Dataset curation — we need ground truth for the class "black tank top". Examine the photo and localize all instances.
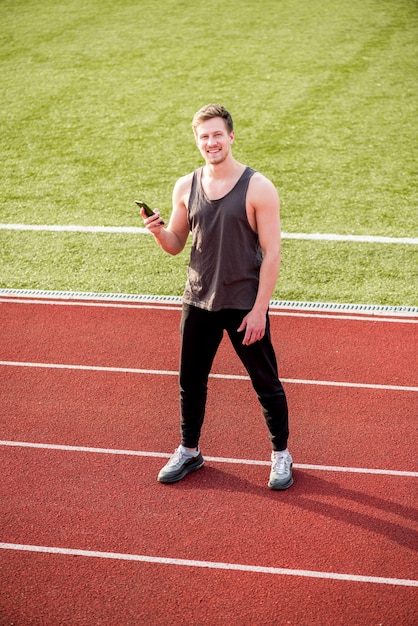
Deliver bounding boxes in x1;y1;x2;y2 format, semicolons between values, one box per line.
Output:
183;166;263;311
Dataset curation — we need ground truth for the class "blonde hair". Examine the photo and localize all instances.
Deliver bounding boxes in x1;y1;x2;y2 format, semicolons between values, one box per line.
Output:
192;104;234;135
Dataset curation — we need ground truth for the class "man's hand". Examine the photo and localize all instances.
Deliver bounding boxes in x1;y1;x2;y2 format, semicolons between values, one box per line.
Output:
237;309;267;345
140;207;165;235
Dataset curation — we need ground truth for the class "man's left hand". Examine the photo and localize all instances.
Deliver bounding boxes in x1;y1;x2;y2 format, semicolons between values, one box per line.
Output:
237;310;266;345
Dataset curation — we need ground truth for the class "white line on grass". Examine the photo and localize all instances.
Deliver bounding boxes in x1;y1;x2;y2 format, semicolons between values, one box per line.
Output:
1;440;416;477
283;232;418;245
0;543;416;587
1;223;417;244
0;360;416;392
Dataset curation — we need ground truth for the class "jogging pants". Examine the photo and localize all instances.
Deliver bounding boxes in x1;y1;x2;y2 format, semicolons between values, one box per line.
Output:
179;303;289;451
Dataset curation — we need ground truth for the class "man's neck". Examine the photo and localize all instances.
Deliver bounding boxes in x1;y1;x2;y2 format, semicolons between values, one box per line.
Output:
201;158;246;200
203;157;244;181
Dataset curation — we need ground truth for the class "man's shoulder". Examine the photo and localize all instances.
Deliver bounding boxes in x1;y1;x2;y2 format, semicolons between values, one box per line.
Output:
174;170;198;192
248;168;270;182
248;169;277;191
247;170;280;209
173;170;200;209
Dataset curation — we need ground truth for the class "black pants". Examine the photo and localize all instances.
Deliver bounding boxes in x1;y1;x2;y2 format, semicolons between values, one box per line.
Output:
179;303;289;451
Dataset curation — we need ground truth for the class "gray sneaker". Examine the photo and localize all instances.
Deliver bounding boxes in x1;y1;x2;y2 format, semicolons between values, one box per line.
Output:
158;445;204;483
268;450;293;490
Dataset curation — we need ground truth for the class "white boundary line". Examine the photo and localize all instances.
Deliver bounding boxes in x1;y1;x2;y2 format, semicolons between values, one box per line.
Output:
1;289;417;318
1;360;416;392
1;440;416;477
1;296;418;324
0;542;416;587
1;223;417;244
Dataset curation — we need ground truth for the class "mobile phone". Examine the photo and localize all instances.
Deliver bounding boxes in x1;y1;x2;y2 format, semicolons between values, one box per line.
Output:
135;200;155;217
135;200;165;225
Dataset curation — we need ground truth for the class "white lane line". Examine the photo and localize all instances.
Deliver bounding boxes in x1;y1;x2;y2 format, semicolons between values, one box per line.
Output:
1;361;416;392
269;310;418;323
0;297;183;312
1;440;416;477
1;223;417;244
279;377;418;393
1;294;417;322
0;360;178;378
0;543;416;587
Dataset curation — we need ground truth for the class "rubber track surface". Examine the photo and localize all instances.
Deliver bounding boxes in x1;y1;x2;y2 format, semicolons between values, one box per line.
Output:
1;297;417;625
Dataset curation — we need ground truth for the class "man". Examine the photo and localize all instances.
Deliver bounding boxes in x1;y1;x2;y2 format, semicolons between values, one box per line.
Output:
140;104;292;490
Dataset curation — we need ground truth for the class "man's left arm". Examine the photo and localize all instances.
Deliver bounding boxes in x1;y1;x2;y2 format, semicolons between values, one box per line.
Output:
238;174;281;345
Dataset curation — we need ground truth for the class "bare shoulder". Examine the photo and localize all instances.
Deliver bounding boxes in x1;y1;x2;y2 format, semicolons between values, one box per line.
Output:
173;171;194;203
246;171;280;234
248;171;279;204
166;172;194;241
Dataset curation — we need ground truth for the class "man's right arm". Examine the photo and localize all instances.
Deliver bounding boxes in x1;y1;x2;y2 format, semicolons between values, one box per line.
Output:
142;174;192;256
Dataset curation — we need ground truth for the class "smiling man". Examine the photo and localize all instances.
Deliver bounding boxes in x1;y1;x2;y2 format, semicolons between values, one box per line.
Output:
140;103;292;490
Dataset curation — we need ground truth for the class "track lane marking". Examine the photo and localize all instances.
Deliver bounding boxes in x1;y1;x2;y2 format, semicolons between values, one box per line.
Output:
1;360;416;392
1;440;416;477
0;543;416;587
0;297;183;312
1;296;417;322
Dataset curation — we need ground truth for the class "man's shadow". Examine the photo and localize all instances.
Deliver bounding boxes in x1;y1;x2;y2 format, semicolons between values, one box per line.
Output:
173;465;417;552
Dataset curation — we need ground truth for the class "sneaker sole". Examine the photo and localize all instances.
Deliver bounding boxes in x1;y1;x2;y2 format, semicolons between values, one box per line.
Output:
158;458;204;484
268;474;294;490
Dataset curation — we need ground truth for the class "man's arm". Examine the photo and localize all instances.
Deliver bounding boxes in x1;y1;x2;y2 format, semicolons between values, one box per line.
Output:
141;173;192;256
238;173;281;345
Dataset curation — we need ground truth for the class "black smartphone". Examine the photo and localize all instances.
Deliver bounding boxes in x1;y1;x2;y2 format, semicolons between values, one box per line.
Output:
135;200;155;217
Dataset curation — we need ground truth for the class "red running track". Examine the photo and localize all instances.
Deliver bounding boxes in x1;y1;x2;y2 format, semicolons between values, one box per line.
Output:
1;295;417;625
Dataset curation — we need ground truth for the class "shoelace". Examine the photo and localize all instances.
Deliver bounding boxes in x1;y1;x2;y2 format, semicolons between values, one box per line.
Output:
168;446;197;467
272;452;290;475
167;447;185;467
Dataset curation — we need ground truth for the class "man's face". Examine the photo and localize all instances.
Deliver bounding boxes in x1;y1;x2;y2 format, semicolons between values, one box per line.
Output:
195;117;234;165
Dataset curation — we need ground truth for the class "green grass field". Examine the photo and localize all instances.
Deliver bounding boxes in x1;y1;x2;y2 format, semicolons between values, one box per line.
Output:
1;0;417;305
